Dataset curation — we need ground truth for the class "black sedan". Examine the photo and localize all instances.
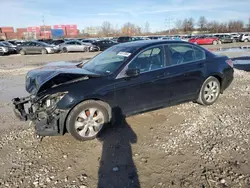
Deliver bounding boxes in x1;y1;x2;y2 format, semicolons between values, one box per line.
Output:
13;40;234;141
92;40;117;51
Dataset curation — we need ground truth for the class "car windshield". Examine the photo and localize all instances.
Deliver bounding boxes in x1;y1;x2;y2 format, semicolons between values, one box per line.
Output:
82;45;137;75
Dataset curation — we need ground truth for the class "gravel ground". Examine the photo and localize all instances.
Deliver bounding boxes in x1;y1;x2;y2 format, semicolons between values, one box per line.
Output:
0;48;250;188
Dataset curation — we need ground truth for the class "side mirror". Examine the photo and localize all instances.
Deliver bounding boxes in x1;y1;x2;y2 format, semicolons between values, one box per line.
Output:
126;68;140;78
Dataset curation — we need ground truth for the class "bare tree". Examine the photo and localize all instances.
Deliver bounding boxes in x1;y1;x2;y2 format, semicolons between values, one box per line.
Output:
144;21;150;34
101;21;112;36
183;18;194;33
175;20;183;32
228;20;244;32
197;16;207;32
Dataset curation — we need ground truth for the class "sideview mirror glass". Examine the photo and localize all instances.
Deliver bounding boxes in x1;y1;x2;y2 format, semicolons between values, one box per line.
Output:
126;68;140;77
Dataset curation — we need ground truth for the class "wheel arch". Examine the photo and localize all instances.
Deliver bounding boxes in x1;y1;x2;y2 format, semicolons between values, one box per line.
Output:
61;98;112;134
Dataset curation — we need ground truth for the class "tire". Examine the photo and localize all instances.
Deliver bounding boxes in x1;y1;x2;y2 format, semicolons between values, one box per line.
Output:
85;47;89;52
19;49;26;55
66;100;109;141
213;40;218;45
232;39;236;43
41;49;47;55
218;40;222;45
244;39;249;43
197;76;221;106
62;47;68;53
0;51;4;56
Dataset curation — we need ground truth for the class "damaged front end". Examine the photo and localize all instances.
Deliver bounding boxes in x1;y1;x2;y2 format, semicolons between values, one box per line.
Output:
12;92;69;136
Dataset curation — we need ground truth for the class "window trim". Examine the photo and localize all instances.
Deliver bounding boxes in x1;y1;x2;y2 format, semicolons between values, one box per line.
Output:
166;43;206;67
116;44;166;79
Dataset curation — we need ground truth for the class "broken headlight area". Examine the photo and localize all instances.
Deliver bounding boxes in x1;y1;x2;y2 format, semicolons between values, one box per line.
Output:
12;92;68;136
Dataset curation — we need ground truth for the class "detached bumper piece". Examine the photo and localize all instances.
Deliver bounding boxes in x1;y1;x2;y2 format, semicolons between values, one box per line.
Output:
12;97;31;121
12;97;66;136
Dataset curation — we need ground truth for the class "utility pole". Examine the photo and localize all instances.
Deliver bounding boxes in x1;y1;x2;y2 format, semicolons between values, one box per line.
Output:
42;15;46;39
165;17;175;35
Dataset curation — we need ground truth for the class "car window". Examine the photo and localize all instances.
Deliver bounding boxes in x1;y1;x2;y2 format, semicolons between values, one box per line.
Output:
128;46;164;73
66;41;74;45
168;44;205;65
75;41;81;45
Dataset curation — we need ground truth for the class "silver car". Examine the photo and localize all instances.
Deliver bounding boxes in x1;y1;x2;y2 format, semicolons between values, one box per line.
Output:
59;40;90;53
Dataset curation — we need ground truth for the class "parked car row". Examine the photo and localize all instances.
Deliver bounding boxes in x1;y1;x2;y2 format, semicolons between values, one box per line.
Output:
0;38;118;56
0;32;250;56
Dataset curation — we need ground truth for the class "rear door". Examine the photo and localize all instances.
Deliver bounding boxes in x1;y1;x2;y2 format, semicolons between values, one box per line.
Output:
27;42;38;54
165;44;206;104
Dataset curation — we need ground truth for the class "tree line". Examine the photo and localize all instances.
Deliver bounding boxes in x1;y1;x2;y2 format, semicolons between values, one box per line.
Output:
175;16;250;33
83;16;250;37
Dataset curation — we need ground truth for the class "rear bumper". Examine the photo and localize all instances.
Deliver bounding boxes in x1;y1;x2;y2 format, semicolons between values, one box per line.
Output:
12;97;68;136
221;68;234;92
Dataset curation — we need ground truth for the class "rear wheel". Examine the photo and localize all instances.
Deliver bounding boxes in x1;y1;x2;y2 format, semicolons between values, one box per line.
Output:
66;100;109;141
41;49;47;54
62;47;68;53
197;76;220;106
213;40;218;45
19;49;26;55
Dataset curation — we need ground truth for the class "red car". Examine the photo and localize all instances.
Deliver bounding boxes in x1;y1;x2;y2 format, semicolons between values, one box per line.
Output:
189;36;221;45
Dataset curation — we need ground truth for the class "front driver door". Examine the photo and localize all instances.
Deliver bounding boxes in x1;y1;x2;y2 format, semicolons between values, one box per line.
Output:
114;46;170;115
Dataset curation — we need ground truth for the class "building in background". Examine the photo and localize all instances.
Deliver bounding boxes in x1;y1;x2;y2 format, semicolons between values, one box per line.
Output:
84;26;100;35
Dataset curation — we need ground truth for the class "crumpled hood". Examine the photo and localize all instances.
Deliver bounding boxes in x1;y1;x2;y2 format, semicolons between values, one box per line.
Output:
26;61;98;95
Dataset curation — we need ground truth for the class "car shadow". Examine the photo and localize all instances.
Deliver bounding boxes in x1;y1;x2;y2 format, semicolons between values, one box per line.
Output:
97;107;140;188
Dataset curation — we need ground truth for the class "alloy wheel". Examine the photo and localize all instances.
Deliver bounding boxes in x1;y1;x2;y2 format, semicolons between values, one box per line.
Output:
75;108;105;138
203;81;220;103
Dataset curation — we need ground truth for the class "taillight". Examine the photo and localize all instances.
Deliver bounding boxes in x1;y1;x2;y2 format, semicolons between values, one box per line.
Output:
226;59;233;68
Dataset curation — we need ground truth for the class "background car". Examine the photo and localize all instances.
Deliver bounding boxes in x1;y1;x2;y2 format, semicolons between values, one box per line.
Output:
0;41;17;54
214;34;237;43
117;36;144;43
17;41;58;55
189;36;221;45
59;40;97;53
92;40;117;51
8;40;24;46
239;33;250;42
0;44;9;56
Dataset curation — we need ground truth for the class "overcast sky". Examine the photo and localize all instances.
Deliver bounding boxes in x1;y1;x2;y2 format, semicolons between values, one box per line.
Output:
0;0;249;31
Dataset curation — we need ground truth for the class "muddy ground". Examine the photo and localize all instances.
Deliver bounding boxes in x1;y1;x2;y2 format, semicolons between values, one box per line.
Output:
0;46;250;188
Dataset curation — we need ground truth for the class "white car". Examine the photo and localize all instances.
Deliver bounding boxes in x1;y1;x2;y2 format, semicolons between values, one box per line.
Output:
239;33;250;42
59;40;99;53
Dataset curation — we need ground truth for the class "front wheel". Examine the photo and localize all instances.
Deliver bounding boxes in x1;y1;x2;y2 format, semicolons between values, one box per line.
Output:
19;49;26;55
66;100;109;141
213;40;218;45
41;49;47;54
197;76;220;106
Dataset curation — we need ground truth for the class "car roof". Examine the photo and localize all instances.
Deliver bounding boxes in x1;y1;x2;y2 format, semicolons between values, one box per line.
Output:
116;40;188;48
